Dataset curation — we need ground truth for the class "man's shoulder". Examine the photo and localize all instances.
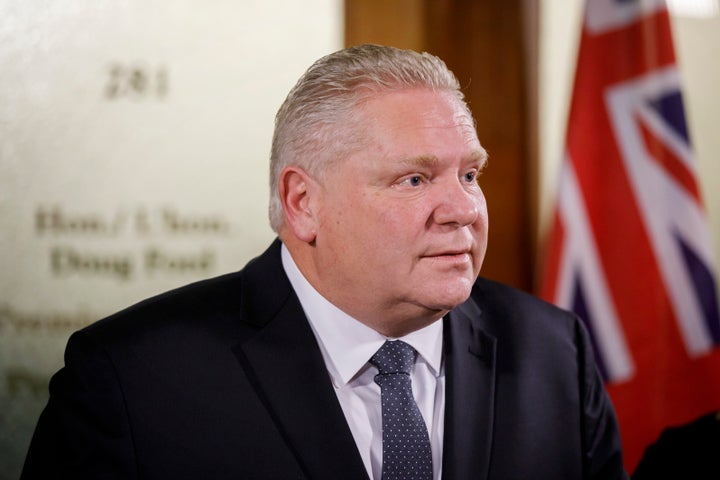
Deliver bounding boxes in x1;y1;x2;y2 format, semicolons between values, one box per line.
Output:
471;276;573;319
80;271;244;345
467;275;581;344
80;240;288;347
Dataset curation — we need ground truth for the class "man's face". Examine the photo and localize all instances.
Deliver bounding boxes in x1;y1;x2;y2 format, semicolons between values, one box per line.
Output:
308;88;488;334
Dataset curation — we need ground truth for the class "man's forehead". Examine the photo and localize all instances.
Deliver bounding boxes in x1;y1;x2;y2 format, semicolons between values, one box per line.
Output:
348;88;484;157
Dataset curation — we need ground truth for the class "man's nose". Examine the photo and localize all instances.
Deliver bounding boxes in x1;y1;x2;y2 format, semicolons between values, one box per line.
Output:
431;179;483;227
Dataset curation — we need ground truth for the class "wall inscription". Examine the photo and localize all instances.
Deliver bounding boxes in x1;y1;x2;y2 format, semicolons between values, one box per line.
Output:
105;63;169;100
36;205;230;281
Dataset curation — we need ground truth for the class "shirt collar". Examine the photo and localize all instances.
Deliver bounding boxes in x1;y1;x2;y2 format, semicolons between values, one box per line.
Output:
281;243;444;386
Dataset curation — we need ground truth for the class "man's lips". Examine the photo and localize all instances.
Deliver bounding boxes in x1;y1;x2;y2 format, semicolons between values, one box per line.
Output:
421;250;474;267
422;248;472;258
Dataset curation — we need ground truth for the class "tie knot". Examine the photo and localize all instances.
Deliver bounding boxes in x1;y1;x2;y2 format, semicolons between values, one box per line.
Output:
370;340;416;375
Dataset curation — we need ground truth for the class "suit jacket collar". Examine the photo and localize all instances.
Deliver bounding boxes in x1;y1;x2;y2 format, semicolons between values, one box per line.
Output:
232;239;369;480
443;295;498;480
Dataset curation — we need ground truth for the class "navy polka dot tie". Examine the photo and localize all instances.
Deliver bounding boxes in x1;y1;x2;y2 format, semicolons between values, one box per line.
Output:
370;340;433;480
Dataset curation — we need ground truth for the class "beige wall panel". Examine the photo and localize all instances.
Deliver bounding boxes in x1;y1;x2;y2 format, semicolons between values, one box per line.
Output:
0;1;342;476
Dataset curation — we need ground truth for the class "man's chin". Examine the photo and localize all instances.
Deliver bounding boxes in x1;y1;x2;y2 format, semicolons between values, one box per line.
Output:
423;288;473;312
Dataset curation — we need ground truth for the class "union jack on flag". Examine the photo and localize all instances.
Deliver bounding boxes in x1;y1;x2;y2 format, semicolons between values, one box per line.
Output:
539;0;720;472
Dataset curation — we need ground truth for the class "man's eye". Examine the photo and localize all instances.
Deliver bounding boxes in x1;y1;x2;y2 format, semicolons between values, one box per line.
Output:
401;175;424;187
464;171;477;182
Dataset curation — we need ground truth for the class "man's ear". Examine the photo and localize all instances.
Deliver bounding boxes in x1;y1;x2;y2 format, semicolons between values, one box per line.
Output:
278;166;319;243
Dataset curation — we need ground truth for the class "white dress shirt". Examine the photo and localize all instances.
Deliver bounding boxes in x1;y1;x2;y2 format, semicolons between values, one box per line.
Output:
281;244;445;480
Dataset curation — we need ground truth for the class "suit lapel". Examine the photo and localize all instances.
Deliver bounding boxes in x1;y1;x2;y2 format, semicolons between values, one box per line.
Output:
442;297;497;480
232;241;369;480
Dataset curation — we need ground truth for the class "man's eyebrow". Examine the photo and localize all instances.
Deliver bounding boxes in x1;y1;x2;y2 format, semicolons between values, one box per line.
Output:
397;155;439;168
396;150;488;169
471;149;489;169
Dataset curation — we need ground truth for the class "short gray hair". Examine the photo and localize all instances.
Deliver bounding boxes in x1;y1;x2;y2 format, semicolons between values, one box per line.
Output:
268;44;472;232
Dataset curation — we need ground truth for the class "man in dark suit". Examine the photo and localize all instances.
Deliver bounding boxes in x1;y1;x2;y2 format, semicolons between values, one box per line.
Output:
22;44;628;479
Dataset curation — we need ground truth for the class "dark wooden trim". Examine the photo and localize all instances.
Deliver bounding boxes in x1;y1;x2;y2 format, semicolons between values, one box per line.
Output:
345;0;426;50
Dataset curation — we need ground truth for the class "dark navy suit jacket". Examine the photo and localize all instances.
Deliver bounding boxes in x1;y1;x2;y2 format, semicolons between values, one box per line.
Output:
22;240;627;479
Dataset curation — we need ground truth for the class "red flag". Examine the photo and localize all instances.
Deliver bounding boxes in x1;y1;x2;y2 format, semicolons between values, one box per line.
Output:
539;0;720;472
